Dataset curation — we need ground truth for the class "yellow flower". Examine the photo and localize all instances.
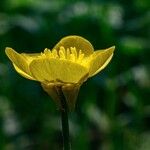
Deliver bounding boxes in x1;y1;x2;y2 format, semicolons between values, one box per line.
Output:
5;35;115;110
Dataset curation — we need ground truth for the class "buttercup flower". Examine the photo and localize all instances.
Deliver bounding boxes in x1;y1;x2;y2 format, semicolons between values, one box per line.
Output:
5;35;115;110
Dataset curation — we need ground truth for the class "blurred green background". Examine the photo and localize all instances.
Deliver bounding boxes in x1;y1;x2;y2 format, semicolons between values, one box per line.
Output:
0;0;149;150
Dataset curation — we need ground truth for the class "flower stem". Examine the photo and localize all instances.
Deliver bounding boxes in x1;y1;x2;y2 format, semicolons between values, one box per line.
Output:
57;87;71;150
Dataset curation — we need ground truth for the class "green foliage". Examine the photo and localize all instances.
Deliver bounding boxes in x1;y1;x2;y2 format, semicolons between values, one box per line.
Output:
0;0;149;149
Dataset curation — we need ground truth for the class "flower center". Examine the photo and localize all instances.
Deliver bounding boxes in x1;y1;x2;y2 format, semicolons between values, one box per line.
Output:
42;46;86;65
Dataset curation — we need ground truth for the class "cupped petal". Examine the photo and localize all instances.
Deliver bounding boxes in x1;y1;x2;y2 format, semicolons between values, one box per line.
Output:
13;64;35;80
21;53;41;64
53;35;94;56
5;47;35;80
89;46;115;77
29;58;89;83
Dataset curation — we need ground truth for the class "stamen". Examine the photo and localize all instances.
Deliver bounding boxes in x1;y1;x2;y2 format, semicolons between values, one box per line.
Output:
60;46;66;56
59;49;66;59
66;48;70;59
70;47;77;60
44;48;52;57
69;53;75;62
77;50;84;63
42;46;85;65
52;49;58;58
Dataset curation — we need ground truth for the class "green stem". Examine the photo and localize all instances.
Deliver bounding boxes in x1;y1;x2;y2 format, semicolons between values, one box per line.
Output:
57;87;71;150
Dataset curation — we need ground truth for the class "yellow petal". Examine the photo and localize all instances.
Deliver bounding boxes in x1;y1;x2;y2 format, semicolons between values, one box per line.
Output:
5;47;35;80
21;53;41;64
13;64;35;80
29;58;89;83
89;46;115;77
53;35;94;56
